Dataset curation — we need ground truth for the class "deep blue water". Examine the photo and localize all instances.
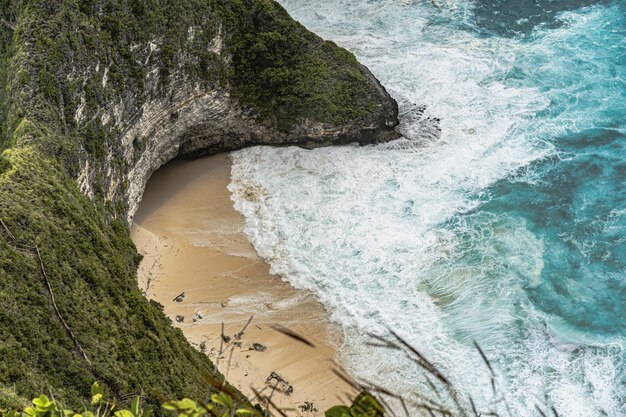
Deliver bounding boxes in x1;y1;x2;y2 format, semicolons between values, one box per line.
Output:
230;1;626;415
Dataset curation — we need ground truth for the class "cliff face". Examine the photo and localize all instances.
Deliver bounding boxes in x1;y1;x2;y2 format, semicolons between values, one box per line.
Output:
3;0;398;222
121;61;397;221
0;0;398;410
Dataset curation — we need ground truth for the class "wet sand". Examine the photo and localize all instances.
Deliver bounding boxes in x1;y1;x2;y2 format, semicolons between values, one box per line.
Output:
131;153;356;415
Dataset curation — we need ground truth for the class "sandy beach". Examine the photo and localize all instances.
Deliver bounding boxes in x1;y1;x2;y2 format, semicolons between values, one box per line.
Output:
131;153;356;415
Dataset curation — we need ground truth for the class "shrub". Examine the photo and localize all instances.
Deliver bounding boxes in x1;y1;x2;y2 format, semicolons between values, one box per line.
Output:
0;384;385;417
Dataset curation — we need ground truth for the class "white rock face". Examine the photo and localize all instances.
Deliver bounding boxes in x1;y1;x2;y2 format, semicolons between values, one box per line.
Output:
71;39;398;225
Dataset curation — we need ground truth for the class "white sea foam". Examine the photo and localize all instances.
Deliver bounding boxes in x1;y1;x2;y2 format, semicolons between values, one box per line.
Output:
228;1;625;416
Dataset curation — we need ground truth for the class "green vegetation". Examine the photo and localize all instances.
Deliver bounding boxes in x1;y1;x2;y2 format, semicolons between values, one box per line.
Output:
0;147;243;412
324;392;384;417
1;0;379;165
0;384;384;417
0;0;388;413
222;0;375;130
0;382;261;417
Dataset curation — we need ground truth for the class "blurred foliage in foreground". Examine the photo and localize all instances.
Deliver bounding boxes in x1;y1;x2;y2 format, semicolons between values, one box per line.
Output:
0;383;384;417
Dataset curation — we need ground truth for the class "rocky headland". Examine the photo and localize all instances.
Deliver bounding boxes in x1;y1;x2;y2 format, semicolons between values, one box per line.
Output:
0;0;398;411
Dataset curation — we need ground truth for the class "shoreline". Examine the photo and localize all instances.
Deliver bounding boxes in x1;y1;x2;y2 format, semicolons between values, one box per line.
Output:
131;153;355;414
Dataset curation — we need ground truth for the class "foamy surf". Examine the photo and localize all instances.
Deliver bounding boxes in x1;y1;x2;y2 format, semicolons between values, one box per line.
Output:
228;1;625;416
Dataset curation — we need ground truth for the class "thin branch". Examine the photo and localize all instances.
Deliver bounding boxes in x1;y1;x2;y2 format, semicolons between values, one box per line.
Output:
469;397;479;417
234;315;254;340
473;342;494;377
387;328;467;417
222;345;236;387
535;405;548;417
366;332;402;350
251;387;288;417
474;341;497;398
388;329;450;386
35;245;92;366
216;322;226;368
0;19;15;31
331;367;363;392
0;218;16;242
271;324;315;348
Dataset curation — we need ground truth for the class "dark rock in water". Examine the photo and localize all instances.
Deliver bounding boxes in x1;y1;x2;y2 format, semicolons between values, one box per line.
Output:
250;343;267;352
406;104;443;142
175;315;185;323
265;371;294;396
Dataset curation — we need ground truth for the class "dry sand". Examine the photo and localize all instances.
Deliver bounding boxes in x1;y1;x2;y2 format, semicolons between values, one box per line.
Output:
131;153;356;415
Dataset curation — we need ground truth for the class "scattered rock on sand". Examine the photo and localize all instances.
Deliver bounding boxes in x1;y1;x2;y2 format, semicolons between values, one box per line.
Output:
250;343;267;352
192;311;204;322
175;315;185;323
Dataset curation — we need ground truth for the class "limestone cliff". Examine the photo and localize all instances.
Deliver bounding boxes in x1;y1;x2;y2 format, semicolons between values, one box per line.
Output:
121;59;397;220
0;0;398;411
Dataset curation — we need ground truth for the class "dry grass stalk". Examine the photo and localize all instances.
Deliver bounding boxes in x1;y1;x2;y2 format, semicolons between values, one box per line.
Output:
271;324;316;348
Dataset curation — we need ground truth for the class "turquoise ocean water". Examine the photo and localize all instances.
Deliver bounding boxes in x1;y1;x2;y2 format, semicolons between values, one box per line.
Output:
229;1;626;415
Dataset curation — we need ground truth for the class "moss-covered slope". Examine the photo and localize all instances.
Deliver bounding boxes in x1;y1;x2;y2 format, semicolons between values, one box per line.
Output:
0;0;399;412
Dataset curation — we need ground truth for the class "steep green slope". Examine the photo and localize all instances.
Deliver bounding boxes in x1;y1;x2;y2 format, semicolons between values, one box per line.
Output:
0;0;398;412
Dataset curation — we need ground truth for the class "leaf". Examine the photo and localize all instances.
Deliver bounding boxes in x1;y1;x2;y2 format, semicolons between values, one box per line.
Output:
23;407;37;417
209;394;223;407
222;395;233;409
90;383;104;397
325;406;351;417
162;399;197;412
91;394;103;406
350;392;384;417
114;410;134;417
130;397;140;417
32;395;54;412
235;409;261;416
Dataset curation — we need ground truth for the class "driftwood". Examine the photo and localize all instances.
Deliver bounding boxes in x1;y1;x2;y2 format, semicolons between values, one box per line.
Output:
265;371;293;396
